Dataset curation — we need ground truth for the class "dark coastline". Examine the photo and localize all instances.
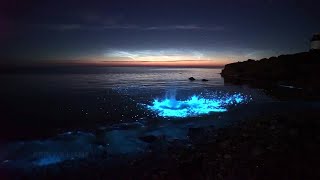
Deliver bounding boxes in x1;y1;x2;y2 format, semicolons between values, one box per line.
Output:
221;50;320;100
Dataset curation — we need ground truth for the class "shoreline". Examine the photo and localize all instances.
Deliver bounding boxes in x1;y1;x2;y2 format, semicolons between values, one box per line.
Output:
2;101;320;179
221;51;320;100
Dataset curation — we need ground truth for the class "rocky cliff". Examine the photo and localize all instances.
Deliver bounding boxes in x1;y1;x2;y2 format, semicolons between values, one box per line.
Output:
221;51;320;98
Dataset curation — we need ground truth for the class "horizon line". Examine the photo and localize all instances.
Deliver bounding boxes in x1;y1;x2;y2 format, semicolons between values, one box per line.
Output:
0;59;226;69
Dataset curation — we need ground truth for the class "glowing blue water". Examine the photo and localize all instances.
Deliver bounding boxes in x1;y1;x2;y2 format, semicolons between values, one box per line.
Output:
147;93;247;118
34;156;63;166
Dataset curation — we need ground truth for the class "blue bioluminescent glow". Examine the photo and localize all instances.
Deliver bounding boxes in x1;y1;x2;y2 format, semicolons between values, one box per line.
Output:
34;156;64;166
146;91;248;118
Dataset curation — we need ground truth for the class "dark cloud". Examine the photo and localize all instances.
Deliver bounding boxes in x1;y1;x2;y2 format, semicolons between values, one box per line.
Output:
40;23;225;32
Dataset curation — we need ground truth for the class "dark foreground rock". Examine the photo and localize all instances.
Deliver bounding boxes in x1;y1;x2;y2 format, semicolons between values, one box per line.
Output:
139;135;159;143
2;109;320;179
221;51;320;99
187;126;215;144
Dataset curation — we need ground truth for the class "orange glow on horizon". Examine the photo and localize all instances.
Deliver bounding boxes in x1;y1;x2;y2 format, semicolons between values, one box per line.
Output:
47;59;227;67
98;60;225;67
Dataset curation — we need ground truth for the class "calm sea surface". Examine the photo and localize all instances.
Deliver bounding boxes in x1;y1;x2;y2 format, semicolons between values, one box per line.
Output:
1;67;225;93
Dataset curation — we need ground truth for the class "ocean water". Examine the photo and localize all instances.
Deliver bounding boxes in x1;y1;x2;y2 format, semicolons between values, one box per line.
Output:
0;67;271;140
1;67;226;93
1;67;320;168
2;67;304;168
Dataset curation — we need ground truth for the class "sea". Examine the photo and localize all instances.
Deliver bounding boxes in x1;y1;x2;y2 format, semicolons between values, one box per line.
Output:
0;67;280;167
0;67;272;140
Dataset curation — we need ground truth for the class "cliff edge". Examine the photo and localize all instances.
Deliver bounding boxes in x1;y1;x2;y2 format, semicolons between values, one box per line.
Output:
221;51;320;98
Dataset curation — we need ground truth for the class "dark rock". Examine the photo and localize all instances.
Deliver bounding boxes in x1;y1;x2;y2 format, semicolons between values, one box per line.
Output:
221;51;320;99
252;146;265;156
148;135;169;153
188;77;196;81
139;135;158;143
94;129;106;145
218;140;230;149
187;126;215;143
223;154;232;159
201;79;209;81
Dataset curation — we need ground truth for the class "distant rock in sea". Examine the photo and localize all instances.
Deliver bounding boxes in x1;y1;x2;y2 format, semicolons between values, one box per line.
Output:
202;79;209;82
189;77;196;81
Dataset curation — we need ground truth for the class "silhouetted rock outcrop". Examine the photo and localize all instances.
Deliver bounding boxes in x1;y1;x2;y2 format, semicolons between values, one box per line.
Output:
221;51;320;99
202;79;209;81
189;77;196;81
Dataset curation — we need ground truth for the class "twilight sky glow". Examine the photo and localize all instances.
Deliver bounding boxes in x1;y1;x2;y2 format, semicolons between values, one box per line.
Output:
0;0;320;67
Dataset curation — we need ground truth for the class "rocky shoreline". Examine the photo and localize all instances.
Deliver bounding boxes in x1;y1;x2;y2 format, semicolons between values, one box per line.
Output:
2;105;320;179
221;51;320;99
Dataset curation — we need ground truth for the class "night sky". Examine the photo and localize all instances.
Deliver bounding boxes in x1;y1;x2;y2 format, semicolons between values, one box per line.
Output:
1;0;320;67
